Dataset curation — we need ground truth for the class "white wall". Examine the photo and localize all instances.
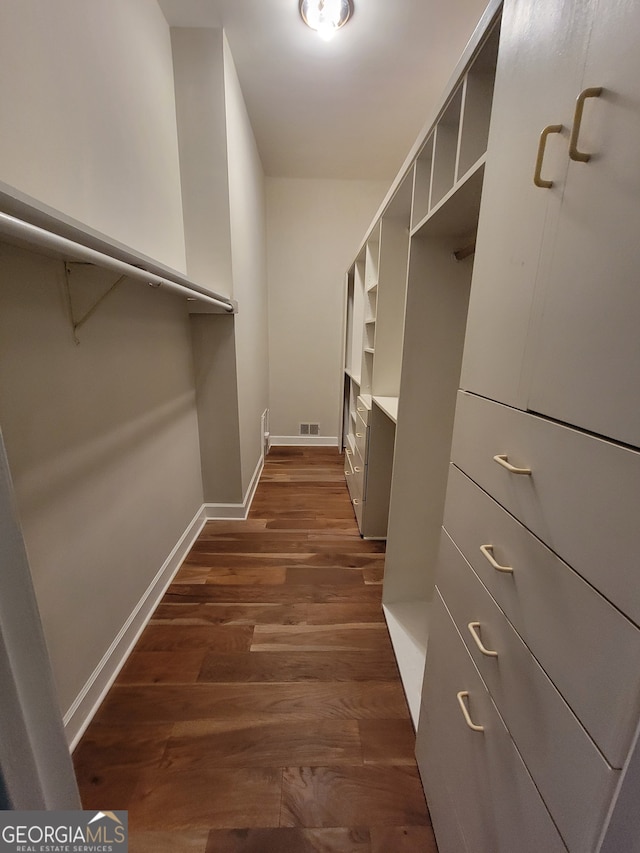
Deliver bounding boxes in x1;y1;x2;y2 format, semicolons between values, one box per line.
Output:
0;1;208;743
170;28;269;499
223;36;270;492
171;28;234;294
0;245;204;734
266;178;387;440
0;0;186;271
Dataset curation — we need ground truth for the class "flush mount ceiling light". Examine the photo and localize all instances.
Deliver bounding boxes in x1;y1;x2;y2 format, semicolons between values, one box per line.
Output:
299;0;354;41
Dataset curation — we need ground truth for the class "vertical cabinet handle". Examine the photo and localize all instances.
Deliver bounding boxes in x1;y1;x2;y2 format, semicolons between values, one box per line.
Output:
468;622;499;657
493;454;532;475
457;691;485;732
569;87;603;162
480;544;514;574
533;124;563;187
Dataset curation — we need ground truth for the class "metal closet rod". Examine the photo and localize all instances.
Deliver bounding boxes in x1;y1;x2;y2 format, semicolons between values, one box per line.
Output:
0;211;235;313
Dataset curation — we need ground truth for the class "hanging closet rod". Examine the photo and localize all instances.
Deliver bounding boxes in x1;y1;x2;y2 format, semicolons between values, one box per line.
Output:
0;211;235;313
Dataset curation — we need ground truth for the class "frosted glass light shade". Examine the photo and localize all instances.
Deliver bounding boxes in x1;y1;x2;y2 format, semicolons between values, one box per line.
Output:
299;0;354;41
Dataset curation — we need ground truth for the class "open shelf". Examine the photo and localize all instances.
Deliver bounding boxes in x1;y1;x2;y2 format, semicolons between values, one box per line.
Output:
373;395;399;423
383;600;431;727
458;21;500;176
411;156;485;238
364;224;381;291
431;86;464;208
411;136;434;230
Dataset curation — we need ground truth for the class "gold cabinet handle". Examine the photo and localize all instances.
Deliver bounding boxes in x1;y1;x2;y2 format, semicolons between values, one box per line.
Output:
356;432;364;438
457;691;484;732
569;87;603;162
534;124;563;187
480;544;514;574
354;466;362;473
493;454;532;475
468;622;499;657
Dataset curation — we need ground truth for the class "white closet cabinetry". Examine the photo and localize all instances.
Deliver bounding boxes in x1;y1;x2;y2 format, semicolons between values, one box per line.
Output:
418;0;640;850
462;0;640;447
525;0;640;447
459;0;593;407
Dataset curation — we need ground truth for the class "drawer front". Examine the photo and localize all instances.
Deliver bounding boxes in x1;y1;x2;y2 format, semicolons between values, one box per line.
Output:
451;391;640;626
345;451;362;505
344;447;354;478
417;592;567;853
437;531;617;852
346;474;360;505
443;463;640;768
420;751;469;853
356;398;370;425
355;421;368;462
352;446;366;497
353;494;363;527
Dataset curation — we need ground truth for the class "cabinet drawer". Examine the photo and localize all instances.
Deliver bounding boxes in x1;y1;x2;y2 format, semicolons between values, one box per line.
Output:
346;468;361;505
356;397;370;425
352;446;365;498
420;750;469;853
355;421;368;462
443;463;640;768
353;494;363;527
344;447;354;478
451;391;640;626
437;531;617;853
417;592;567;853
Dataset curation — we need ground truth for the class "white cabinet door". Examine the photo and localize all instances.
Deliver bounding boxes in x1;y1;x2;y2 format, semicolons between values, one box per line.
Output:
460;0;594;407
526;0;640;448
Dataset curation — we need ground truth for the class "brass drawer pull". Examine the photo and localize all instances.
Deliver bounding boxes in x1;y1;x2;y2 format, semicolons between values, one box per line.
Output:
480;544;514;574
534;124;563;187
569;87;603;162
468;622;498;657
457;691;484;732
493;454;532;475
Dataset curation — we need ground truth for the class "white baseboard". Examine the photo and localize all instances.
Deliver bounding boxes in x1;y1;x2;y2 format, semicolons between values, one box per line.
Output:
65;505;207;750
204;453;264;520
269;435;339;447
65;454;265;749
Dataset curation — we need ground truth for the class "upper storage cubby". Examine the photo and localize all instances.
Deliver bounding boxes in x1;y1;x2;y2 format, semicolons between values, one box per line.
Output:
411;135;434;229
364;222;381;291
457;20;500;176
430;85;464;208
410;17;501;233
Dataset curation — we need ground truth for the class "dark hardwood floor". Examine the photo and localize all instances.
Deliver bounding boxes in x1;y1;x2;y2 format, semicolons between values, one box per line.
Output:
73;446;436;852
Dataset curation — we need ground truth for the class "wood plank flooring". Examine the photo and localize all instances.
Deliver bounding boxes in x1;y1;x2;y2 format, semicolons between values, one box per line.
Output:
73;447;436;853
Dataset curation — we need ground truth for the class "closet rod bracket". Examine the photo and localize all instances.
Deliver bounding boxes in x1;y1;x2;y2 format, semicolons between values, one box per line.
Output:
63;261;126;345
